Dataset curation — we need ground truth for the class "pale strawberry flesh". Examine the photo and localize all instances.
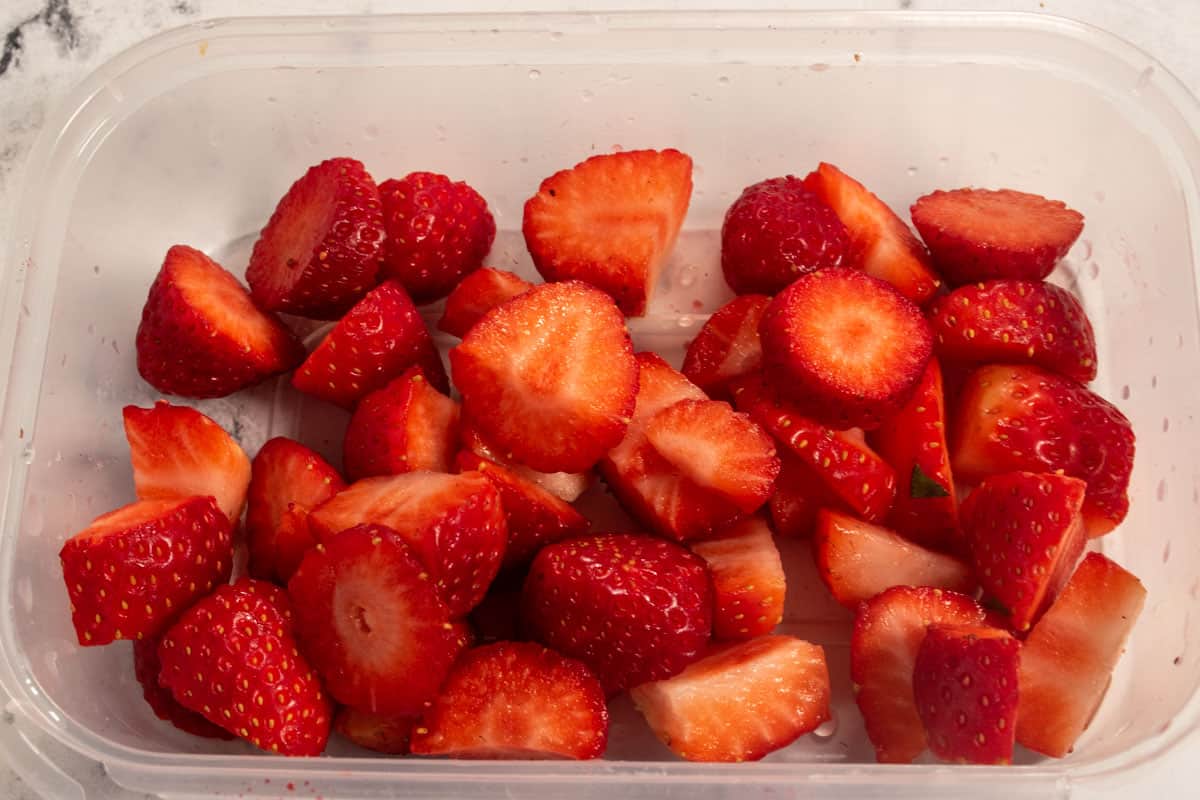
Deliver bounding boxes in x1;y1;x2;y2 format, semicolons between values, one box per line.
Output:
681;294;770;400
690;517;786;640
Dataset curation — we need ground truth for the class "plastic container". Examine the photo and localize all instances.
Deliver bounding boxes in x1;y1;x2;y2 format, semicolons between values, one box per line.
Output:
2;9;1200;799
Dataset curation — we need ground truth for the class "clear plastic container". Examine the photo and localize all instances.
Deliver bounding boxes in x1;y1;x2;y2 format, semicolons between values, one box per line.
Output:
2;10;1199;799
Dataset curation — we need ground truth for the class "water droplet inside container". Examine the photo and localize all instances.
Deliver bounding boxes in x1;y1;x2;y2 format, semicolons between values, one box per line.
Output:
21;446;34;465
550;31;564;41
364;123;380;140
717;75;730;86
809;62;830;72
677;317;696;329
1078;240;1093;260
1094;190;1106;203
1088;262;1100;279
906;166;918;177
1120;384;1131;400
1157;479;1168;502
1135;66;1155;92
987;151;999;165
1152;375;1158;388
580;89;594;102
435;124;447;142
678;266;697;288
1163;417;1171;432
938;156;950;166
813;716;838;738
528;68;541;80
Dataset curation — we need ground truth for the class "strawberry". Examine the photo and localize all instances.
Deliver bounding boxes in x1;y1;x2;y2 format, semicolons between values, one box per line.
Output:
802;163;939;304
912;625;1019;764
335;708;418;755
450;281;638;473
766;450;844;538
245;437;345;585
911;188;1085;285
307;471;506;616
523;149;693;316
720;176;850;295
690;517;785;640
813;509;975;609
459;422;592;503
136;245;304;399
60;497;232;646
456;452;589;569
759;268;933;429
681;294;771;400
133;634;235;739
292;280;448;409
245;157;385;319
927;280;1098;383
379;172;496;303
851;586;985;763
631;635;831;762
410;641;608;759
522;533;712;694
1017;553;1146;757
123;401;252;523
437;267;533;338
158;578;331;755
951;365;1135;536
288;525;462;716
342;367;461;481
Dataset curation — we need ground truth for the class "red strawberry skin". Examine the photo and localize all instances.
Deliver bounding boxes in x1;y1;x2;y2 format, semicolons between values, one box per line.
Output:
136;245;304;398
246;157;385;319
158;579;332;755
438;267;532;339
681;294;770;402
766;450;844;538
690;517;785;640
379;172;496;304
60;497;232;646
133;634;235;740
522;533;713;694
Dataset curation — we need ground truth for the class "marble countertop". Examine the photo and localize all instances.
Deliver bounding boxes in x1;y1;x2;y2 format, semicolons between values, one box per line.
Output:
1;0;1198;797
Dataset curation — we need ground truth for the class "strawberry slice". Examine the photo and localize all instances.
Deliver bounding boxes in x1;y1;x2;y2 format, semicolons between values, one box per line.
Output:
123;401;252;523
522;533;712;694
60;497;232;646
928;280;1098;383
524;149;693;316
335;708;418;755
411;641;608;759
450;281;637;473
690;517;785;640
759;268;933;429
912;625;1019;764
631;635;831;762
911;188;1084;285
681;294;771;400
245;437;345;585
136;245;304;399
766;450;844;538
246;157;385;319
342;367;461;481
133;634;235;740
851;586;985;763
802;163;940;304
1017;553;1146;757
459;422;591;503
293;280;448;409
437;267;533;339
951;365;1134;536
813;509;975;609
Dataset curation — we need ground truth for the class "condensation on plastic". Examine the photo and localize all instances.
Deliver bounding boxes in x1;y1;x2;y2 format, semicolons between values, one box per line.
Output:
0;10;1199;800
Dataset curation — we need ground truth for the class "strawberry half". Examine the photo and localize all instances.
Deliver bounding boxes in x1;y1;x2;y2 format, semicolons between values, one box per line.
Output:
690;517;785;640
133;633;235;740
123;401;252;523
450;281;637;473
912;625;1020;764
522;533;712;694
335;708;418;755
631;635;831;762
245;157;385;319
911;188;1084;285
1017;553;1146;757
928;280;1098;383
766;450;844;538
60;497;232;646
523;148;693;316
459;422;592;503
681;294;771;400
759;268;933;429
410;641;608;759
136;245;304;398
437;267;532;339
292;280;448;409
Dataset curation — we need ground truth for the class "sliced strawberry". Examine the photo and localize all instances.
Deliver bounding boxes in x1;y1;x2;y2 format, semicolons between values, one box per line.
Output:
911;188;1084;285
690;517;785;640
246;157;385;319
631;635;831;762
627;351;709;422
59;497;232;646
133;633;235;740
813;509;975;609
437;267;532;339
766;450;844;538
928;280;1098;382
450;281;637;473
522;533;712;694
1017;553;1146;757
342;367;461;481
681;295;771;400
803;163;939;304
851;586;985;763
523;149;693;316
335;708;418;755
292;280;448;409
951;365;1134;536
913;625;1019;764
459;422;591;503
136;245;303;399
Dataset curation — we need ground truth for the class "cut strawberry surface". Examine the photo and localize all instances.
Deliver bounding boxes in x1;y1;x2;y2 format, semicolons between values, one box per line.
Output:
133;634;234;740
437;267;533;338
766;450;844;538
691;517;785;640
335;708;418;755
459;422;592;503
681;294;771;400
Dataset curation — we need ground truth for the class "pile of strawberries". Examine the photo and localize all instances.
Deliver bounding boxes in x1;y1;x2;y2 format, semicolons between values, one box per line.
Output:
58;148;1144;766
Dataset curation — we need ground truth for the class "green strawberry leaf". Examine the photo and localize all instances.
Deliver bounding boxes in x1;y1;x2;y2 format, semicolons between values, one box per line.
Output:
910;464;950;499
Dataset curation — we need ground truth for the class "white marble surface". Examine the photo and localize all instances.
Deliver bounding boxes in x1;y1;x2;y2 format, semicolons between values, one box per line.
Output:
1;0;1199;797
